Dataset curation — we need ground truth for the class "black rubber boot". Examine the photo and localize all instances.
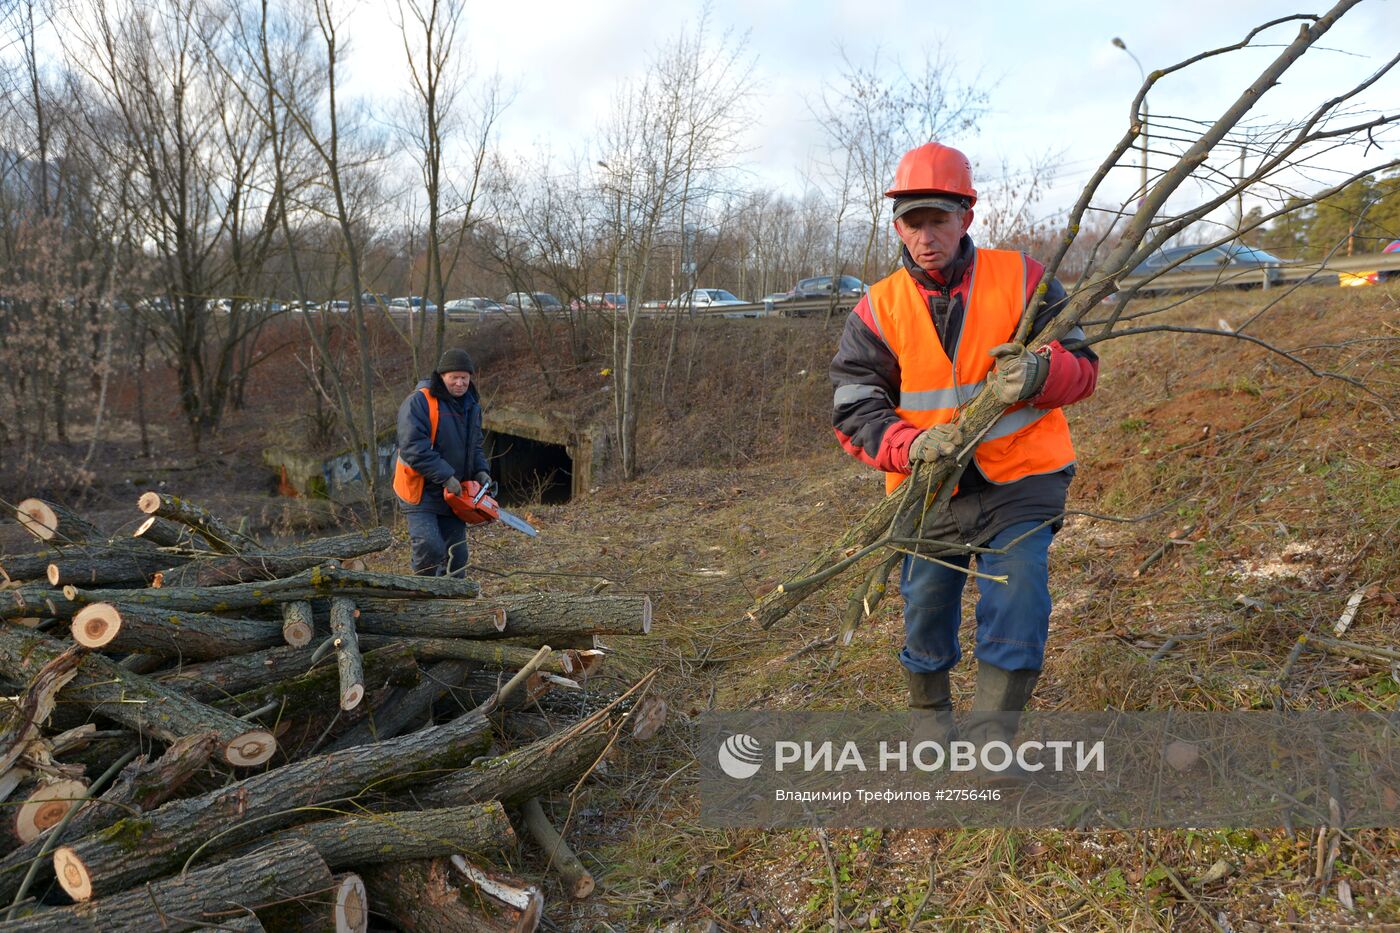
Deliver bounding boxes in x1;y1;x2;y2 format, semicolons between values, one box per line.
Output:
964;662;1045;787
907;669;958;748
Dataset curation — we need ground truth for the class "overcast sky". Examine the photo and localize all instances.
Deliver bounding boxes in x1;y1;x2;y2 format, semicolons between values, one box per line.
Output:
333;0;1398;227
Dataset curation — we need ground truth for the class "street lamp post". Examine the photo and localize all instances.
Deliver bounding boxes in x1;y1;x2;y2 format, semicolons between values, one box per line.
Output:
596;160;623;298
1112;37;1150;203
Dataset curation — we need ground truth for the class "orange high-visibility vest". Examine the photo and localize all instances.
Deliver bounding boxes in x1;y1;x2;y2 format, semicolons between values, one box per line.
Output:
866;249;1076;494
392;387;439;504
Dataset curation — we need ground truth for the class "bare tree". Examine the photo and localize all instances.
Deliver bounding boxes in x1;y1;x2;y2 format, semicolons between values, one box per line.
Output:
57;0;285;450
752;0;1400;632
396;0;461;370
0;0;136;486
597;12;752;479
817;47;990;283
247;0;395;518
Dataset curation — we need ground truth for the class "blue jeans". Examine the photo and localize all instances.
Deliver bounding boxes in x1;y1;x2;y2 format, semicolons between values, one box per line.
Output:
898;521;1054;674
405;511;469;577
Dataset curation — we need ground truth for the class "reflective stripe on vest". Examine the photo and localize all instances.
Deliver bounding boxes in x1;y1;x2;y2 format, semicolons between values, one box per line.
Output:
866;249;1076;493
391;387;440;504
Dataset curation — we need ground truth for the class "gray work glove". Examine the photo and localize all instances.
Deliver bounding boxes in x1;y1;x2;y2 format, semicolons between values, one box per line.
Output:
988;342;1050;403
473;471;496;496
909;423;963;464
444;476;463;496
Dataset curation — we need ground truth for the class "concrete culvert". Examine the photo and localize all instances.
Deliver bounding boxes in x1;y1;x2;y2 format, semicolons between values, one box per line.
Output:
485;430;573;505
479;406;601;506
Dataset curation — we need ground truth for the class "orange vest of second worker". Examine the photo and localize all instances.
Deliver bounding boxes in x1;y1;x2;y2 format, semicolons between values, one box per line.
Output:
392;387;439;504
865;248;1076;494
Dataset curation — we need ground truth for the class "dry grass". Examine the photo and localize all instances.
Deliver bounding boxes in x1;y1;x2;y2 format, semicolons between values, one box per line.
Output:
6;282;1395;930
452;283;1400;931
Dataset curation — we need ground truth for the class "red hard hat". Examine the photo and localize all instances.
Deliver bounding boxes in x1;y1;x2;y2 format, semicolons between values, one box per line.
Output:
885;142;977;206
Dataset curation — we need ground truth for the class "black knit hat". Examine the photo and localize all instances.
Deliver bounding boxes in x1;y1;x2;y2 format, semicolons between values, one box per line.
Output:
435;348;476;374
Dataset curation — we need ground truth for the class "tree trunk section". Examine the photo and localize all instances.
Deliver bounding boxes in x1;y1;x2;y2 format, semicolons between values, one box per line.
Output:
132;515;204;549
357;635;575;676
137;491;260;554
212;644;420;721
354;593;650;640
50;706;494;900
46;549;188;588
329;597;364;710
326;660;469;752
410;723;609;810
283;599;315;647
167;528;393;586
12;838;332;932
252;802;514;868
352;602;506;639
156;643;378;704
0;585;76;621
360;858;542;933
70;602;283;660
0;549;65;583
14;499;101;545
64;566;480;614
0;628;275;768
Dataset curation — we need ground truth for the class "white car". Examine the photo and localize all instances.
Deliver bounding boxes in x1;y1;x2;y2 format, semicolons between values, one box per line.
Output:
670;288;747;310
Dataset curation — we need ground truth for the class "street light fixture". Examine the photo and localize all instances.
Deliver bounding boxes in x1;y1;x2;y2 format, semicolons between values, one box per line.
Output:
1112;37;1150;203
596;160;624;297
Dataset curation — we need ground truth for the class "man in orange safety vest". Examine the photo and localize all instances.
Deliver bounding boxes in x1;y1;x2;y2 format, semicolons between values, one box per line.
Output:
830;142;1099;763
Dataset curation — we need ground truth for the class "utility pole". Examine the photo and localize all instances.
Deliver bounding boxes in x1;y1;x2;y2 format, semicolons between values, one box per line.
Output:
1112;38;1150;204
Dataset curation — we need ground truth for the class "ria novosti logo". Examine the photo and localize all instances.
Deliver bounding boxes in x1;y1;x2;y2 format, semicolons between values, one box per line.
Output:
717;733;763;779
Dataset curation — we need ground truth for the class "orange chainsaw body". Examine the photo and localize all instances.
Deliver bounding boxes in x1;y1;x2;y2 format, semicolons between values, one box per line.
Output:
443;480;501;526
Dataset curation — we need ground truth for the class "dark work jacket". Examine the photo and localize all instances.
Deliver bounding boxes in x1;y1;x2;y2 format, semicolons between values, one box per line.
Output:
394;375;489;515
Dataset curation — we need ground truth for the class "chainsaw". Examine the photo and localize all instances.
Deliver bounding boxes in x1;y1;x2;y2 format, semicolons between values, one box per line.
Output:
444;480;539;537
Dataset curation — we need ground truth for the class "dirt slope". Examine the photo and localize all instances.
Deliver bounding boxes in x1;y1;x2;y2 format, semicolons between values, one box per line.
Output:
466;283;1399;930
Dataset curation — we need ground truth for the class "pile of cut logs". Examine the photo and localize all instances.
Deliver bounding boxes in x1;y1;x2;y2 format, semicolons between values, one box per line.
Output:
0;495;663;931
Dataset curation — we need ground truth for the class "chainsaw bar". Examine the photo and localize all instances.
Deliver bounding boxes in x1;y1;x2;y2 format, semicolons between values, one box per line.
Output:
495;508;539;537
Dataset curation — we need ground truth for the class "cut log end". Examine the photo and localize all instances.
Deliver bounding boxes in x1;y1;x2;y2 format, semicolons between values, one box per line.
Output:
16;779;88;842
225;729;277;767
641;596;652;634
340;684;365;710
72;602;123;648
45;564;60;586
137;491;162;515
493;606;508;632
282;620;313;648
572;874;596;900
336;873;369;933
53;845;93;901
16;498;59;541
